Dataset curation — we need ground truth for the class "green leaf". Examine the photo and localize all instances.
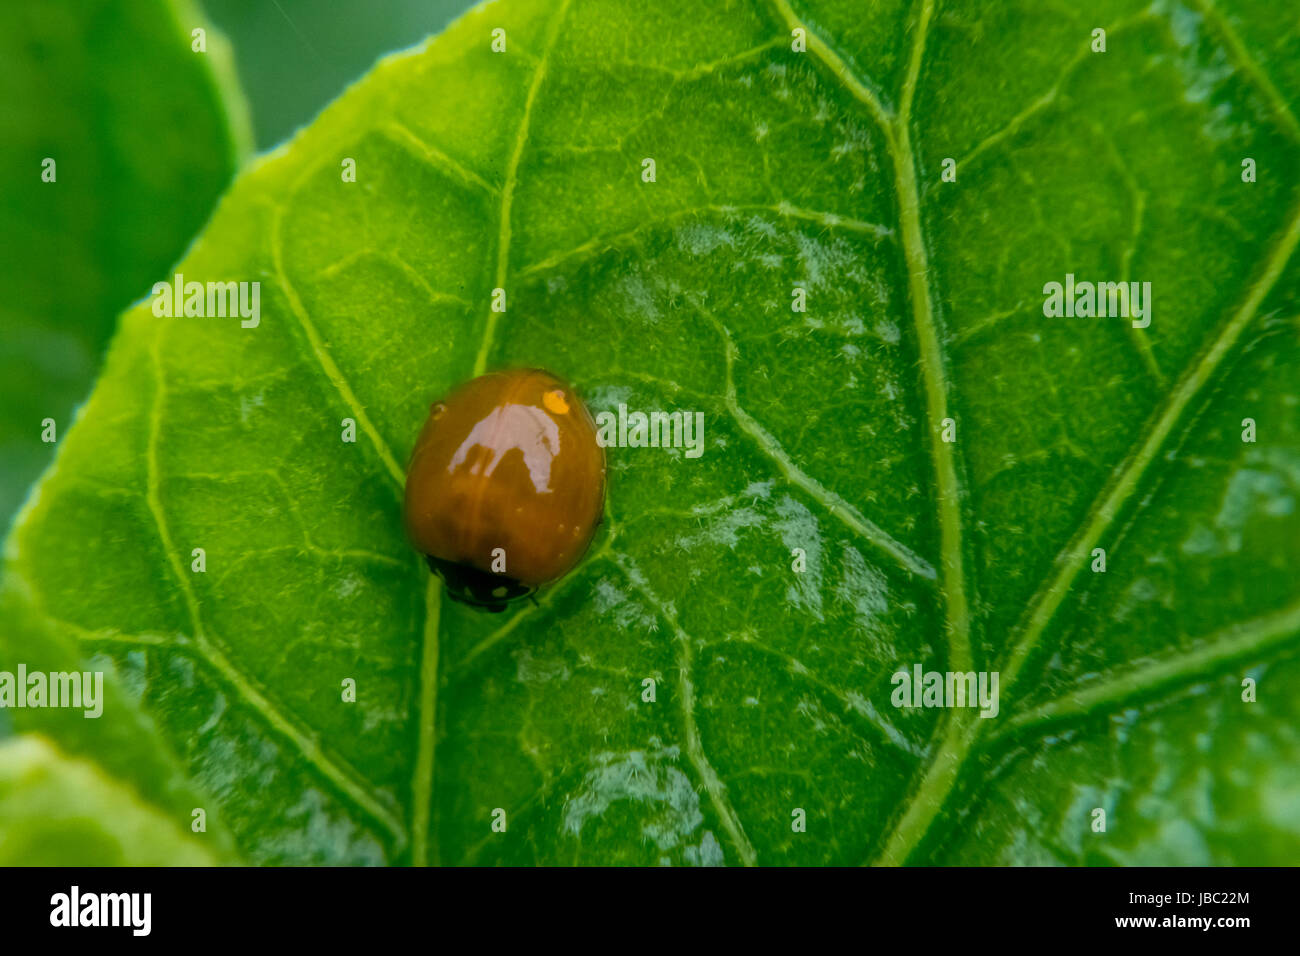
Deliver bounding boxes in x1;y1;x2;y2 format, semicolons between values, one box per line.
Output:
0;734;216;865
4;0;1299;865
0;0;248;529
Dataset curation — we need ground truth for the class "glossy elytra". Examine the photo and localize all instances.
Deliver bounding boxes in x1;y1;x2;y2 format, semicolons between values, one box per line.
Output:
403;368;606;611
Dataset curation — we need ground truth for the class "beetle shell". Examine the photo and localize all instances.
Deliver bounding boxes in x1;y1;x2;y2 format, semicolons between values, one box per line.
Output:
403;368;606;610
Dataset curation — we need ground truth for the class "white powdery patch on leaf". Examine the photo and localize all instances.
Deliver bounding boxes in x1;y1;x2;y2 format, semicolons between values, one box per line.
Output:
561;739;724;864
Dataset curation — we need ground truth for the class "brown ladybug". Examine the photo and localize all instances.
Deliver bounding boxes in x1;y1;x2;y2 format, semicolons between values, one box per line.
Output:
403;368;606;611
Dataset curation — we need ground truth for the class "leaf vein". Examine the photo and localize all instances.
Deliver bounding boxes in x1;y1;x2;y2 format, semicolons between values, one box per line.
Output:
784;0;980;866
999;196;1300;696
472;0;572;377
612;555;757;866
411;576;442;865
998;601;1300;738
145;331;405;844
270;190;406;490
517;202;890;279
696;302;937;581
378;121;501;194
876;193;1300;864
1192;0;1300;143
768;0;894;131
954;12;1150;174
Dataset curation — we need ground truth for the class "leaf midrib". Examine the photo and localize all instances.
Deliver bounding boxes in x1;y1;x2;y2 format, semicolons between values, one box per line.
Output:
772;0;984;864
472;0;573;378
848;0;1300;863
410;577;442;865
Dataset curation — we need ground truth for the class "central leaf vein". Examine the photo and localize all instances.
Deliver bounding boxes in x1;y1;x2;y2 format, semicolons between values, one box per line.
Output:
472;0;573;378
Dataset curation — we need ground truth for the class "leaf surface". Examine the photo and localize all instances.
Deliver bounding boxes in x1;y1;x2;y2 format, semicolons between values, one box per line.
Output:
3;0;1299;864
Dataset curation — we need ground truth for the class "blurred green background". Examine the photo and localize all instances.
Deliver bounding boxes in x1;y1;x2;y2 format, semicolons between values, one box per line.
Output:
203;0;471;150
0;0;472;534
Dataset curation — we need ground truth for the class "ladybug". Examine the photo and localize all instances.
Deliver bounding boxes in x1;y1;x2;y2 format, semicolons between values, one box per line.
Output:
403;368;606;611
